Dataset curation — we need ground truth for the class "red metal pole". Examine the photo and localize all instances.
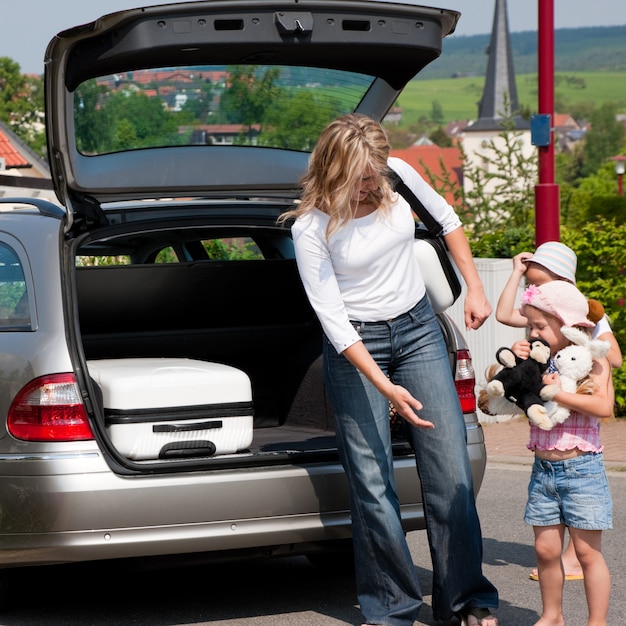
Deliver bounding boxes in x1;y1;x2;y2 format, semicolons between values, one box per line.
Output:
535;0;560;244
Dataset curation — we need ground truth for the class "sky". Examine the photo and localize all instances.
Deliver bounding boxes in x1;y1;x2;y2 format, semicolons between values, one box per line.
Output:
2;0;626;75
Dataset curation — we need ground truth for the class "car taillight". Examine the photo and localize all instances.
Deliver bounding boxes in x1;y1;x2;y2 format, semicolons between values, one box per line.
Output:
455;349;477;414
7;374;94;441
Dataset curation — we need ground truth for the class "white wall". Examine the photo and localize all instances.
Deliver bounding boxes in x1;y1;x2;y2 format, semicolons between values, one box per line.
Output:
461;129;535;197
445;258;527;422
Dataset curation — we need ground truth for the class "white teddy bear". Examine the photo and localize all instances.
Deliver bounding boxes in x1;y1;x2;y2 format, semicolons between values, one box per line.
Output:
540;325;610;427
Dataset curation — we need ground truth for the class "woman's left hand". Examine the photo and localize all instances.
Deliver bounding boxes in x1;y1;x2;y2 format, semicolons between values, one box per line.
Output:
443;228;492;330
464;288;492;331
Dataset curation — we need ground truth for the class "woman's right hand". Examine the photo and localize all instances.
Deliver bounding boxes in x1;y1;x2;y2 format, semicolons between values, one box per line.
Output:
342;341;434;428
389;384;434;429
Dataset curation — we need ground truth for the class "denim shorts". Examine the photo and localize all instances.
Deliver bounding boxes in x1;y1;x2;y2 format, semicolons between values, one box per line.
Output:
524;452;612;530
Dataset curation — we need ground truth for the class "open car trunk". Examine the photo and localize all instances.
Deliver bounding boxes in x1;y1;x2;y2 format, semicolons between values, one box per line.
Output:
72;216;418;473
47;0;460;473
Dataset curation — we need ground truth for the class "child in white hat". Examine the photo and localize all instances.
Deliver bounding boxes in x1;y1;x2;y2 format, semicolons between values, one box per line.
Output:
519;280;613;626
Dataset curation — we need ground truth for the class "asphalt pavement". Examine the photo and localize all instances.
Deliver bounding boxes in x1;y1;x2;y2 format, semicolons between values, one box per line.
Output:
0;418;623;625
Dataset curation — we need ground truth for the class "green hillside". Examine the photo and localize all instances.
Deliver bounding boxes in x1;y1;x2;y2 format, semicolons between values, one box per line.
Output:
420;25;626;79
396;71;626;126
393;25;626;125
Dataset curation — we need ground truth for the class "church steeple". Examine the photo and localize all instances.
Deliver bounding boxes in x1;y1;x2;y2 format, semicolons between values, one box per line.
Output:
471;0;528;130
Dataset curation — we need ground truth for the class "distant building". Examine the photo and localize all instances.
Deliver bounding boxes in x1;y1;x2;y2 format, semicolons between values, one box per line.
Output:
553;113;586;153
460;0;533;196
390;144;463;206
0;121;55;202
180;124;262;145
384;107;403;124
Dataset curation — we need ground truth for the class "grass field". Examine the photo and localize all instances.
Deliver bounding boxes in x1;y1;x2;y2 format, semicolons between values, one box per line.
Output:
396;71;626;125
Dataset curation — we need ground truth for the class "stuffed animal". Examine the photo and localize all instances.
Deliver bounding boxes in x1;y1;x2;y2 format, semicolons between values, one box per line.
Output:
484;338;554;429
539;326;610;425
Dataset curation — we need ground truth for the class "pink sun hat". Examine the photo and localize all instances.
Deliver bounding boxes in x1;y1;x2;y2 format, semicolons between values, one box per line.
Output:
520;281;595;328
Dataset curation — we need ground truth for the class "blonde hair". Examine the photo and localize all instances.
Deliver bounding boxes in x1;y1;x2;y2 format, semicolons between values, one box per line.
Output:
278;114;396;238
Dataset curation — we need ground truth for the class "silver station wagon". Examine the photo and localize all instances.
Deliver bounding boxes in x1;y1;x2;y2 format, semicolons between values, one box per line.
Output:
0;0;485;605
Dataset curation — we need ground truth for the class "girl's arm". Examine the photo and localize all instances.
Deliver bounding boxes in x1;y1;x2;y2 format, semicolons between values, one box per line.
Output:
543;357;614;418
495;252;532;328
444;227;492;331
598;330;623;369
341;341;434;429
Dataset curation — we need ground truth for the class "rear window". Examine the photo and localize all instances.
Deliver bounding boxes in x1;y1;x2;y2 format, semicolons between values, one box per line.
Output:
73;64;373;156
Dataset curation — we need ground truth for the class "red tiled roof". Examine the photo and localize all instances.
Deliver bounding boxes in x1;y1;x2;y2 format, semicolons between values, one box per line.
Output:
390;145;463;206
0;129;31;169
189;124;262;133
126;69;228;85
553;113;580;130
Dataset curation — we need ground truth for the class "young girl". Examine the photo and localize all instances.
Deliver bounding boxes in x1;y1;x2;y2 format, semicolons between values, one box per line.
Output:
519;280;614;626
496;242;622;582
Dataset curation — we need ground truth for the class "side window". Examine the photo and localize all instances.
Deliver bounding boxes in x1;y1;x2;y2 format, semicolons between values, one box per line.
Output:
76;255;131;266
0;242;31;330
201;237;263;260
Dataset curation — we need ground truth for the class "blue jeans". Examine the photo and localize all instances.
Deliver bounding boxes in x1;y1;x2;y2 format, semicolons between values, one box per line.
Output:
525;453;612;530
323;296;498;625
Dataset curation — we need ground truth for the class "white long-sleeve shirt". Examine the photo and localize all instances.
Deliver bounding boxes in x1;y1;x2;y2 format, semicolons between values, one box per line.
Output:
291;157;462;353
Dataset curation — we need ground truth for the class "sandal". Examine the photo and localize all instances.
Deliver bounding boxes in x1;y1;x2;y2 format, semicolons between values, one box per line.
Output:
458;607;498;626
529;567;583;581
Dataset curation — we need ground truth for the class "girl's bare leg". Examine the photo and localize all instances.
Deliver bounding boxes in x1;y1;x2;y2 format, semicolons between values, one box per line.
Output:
561;530;583;577
533;525;565;626
570;528;610;626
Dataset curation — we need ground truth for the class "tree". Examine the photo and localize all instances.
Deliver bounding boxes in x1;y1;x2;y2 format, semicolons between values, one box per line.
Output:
260;91;343;151
75;79;113;154
580;103;625;177
559;160;620;228
0;57;45;156
181;81;214;123
562;219;626;416
0;57;25;120
75;87;180;154
428;126;453;147
108;90;179;149
219;66;281;138
430;100;444;125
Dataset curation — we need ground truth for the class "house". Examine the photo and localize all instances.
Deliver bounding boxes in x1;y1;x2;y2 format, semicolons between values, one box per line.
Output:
384;107;403;124
180;124;262;145
553;113;586;153
390;144;463;206
0;121;55;203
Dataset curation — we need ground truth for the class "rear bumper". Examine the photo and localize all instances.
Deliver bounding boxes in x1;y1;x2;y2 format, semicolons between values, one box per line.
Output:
0;422;485;568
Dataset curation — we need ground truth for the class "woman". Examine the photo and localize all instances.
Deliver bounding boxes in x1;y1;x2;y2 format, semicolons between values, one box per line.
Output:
280;114;498;626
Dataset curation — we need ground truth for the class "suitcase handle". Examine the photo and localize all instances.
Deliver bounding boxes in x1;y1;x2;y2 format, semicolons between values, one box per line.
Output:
159;440;217;459
153;420;223;433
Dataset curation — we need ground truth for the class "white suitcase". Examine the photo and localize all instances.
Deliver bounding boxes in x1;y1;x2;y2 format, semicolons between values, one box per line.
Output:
87;358;253;460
